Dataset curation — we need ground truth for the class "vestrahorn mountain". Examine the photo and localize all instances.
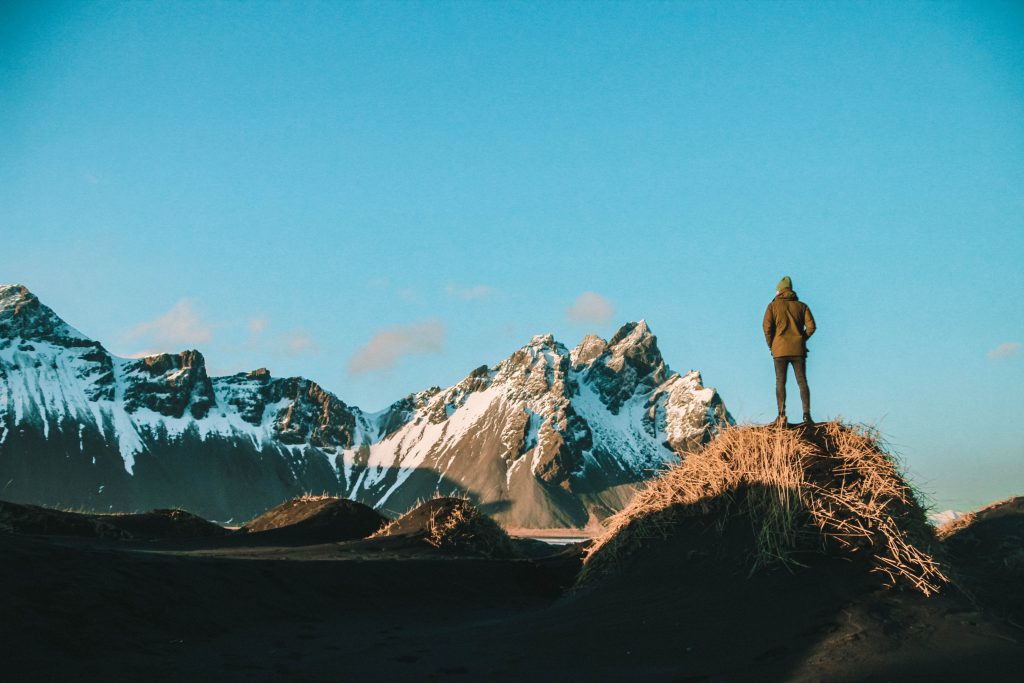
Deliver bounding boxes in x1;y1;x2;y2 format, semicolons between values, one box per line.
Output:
0;284;732;527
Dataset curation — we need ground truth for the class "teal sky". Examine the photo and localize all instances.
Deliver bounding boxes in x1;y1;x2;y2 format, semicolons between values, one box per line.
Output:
2;1;1022;513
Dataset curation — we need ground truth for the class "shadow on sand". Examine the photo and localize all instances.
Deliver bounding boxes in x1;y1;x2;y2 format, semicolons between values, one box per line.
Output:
1;483;1021;681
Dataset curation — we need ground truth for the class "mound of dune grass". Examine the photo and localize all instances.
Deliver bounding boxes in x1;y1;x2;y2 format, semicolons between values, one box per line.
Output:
373;497;515;558
936;495;1024;541
580;422;946;596
0;501;228;540
938;496;1024;622
104;508;228;539
243;494;386;541
0;500;131;539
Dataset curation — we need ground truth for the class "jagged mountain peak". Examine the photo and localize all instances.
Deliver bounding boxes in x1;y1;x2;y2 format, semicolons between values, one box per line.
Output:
0;284;91;346
604;320;665;372
571;334;608;368
0;289;732;528
494;333;569;382
247;367;272;381
211;368;360;447
122;349;215;419
0;283;32;306
529;333;557;348
608;319;651;346
583;320;669;413
129;348;207;374
440;323;668;411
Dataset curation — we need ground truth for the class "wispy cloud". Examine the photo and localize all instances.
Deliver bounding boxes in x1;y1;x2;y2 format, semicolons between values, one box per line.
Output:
446;283;493;301
281;331;318;356
126;299;213;351
248;317;268;335
220;316;268;354
348;319;445;375
366;277;427;302
988;342;1021;360
566;291;614;325
221;316;318;358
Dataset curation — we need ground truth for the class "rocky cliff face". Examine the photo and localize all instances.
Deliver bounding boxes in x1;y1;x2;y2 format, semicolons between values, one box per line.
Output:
0;285;732;527
340;322;732;527
122;351;215;419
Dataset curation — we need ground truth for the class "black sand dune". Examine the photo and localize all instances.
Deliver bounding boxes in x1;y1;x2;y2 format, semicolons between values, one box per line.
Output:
242;496;386;544
941;496;1024;626
549;496;1022;681
0;500;132;539
2;424;1022;681
2;514;1019;683
368;497;517;558
105;508;230;539
0;500;227;540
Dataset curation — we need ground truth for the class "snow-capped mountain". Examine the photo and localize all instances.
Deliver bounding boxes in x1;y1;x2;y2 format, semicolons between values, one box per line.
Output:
929;510;965;527
0;284;732;527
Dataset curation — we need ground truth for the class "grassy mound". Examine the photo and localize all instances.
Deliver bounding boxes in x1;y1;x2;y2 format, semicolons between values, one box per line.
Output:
243;495;386;542
373;497;515;558
0;501;228;540
580;422;947;595
0;500;131;539
939;496;1024;623
103;509;229;539
937;495;1024;541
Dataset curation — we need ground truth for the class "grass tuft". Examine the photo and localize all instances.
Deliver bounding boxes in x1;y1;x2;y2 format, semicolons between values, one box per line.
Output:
372;497;514;558
580;421;947;596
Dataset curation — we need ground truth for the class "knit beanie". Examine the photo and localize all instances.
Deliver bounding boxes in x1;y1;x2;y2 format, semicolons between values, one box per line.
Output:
776;276;792;292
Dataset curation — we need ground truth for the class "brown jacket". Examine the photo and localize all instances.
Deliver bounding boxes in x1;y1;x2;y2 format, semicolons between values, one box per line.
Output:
763;290;816;358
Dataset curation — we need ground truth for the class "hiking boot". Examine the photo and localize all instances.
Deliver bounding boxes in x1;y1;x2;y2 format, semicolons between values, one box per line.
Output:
802;412;813;425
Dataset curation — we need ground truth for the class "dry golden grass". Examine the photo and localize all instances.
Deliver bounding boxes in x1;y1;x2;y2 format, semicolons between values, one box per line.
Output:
373;497;514;558
295;492;334;502
243;494;343;532
423;502;501;553
581;422;947;596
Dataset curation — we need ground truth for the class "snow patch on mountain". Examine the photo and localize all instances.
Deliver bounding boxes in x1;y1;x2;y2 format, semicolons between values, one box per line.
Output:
0;284;733;527
929;510;966;526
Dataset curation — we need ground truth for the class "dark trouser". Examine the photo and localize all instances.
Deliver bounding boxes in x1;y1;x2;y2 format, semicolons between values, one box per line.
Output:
774;356;809;416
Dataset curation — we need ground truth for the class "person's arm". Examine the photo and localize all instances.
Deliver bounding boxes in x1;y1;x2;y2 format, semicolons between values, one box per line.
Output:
763;303;775;349
804;305;816;339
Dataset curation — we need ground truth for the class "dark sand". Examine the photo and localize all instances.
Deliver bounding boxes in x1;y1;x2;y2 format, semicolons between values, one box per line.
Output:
2;509;1022;683
941;496;1024;629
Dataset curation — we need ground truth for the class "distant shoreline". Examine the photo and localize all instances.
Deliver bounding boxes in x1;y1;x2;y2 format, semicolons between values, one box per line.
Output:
507;527;601;544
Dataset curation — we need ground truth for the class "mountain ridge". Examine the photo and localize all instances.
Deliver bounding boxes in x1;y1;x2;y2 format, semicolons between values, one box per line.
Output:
0;284;732;527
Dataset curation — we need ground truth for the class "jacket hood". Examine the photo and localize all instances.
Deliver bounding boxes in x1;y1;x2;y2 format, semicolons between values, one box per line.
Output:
777;289;798;301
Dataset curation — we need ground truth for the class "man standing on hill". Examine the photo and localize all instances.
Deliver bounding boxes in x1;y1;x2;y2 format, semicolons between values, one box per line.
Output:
763;276;816;425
